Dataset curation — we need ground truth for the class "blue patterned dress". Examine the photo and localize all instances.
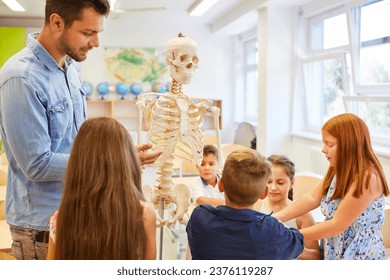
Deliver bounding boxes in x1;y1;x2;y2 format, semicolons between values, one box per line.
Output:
320;177;386;260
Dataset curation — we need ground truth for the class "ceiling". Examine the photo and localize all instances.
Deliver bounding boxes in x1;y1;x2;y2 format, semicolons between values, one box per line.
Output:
0;0;241;24
0;0;314;34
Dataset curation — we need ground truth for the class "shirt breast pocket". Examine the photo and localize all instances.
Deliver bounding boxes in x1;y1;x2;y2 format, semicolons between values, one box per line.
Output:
48;98;70;139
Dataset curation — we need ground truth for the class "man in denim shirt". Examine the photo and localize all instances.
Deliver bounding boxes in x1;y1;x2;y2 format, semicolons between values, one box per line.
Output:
0;0;160;260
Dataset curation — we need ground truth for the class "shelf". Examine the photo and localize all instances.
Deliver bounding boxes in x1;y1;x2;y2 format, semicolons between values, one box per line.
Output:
86;98;222;131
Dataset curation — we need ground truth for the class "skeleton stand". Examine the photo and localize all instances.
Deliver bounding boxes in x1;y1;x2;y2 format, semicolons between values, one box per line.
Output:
158;198;165;260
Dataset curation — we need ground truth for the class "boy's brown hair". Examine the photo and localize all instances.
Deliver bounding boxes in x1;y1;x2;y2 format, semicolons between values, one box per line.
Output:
203;144;218;161
222;149;271;206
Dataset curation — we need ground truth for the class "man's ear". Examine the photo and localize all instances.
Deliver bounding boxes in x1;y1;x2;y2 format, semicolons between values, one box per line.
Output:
259;186;268;200
218;178;224;192
50;13;64;32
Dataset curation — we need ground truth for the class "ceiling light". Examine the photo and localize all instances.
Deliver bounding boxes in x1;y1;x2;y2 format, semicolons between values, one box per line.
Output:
188;0;218;17
1;0;25;12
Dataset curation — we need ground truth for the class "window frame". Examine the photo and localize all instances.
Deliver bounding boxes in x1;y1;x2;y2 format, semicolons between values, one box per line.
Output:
234;28;258;124
297;0;390;146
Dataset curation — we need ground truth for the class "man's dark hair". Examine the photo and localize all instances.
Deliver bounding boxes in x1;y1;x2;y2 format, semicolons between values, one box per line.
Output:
45;0;110;27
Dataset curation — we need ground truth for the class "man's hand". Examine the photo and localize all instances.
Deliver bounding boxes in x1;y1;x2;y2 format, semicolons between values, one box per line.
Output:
136;143;162;166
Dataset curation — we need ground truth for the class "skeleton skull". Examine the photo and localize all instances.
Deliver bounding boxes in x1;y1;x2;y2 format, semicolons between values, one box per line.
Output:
165;33;199;84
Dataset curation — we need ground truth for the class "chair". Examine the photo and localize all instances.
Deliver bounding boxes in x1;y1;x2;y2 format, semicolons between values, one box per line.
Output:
234;122;256;148
293;171;323;201
0;252;16;260
220;143;249;165
204;134;217;146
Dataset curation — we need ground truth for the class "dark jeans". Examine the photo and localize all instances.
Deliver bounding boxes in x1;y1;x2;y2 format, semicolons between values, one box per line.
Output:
9;225;48;260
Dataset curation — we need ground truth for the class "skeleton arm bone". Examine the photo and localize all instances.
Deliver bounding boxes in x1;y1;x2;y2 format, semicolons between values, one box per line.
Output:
208;106;223;167
136;99;146;145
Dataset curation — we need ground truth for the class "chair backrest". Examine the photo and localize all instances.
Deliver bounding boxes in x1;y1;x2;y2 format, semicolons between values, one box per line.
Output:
382;208;390;248
234;122;256;148
220;143;250;165
204;134;217;146
293;171;323;201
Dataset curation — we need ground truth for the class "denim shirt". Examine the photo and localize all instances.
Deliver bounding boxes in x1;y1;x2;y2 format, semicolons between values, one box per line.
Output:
0;33;87;230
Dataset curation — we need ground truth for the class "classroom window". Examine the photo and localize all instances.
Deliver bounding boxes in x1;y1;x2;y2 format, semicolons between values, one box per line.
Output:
358;0;390;85
302;54;348;131
243;37;258;122
299;0;390;144
234;31;258;124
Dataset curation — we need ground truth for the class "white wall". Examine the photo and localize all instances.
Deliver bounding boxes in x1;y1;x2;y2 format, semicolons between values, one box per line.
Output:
257;6;297;157
81;18;234;142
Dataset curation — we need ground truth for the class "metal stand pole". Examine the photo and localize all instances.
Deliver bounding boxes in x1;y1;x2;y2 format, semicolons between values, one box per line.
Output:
158;198;165;260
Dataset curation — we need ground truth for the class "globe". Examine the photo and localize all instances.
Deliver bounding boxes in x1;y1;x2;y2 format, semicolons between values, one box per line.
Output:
165;81;171;92
83;81;93;98
130;82;143;97
97;82;110;99
151;81;165;93
115;82;129;99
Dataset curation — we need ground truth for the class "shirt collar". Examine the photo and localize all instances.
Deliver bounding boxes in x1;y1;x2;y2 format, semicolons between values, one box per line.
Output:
202;204;270;222
200;173;220;186
27;32;74;72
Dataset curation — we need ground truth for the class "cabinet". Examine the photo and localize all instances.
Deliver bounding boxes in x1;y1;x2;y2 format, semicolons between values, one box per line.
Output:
86;98;222;131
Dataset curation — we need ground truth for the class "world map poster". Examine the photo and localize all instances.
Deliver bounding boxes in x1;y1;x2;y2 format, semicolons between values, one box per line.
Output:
104;47;169;85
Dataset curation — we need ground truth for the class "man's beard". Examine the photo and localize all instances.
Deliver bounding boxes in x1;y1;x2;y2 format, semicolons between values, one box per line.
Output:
59;31;90;62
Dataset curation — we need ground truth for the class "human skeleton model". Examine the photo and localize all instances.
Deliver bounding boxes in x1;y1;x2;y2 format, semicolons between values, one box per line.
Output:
136;34;222;227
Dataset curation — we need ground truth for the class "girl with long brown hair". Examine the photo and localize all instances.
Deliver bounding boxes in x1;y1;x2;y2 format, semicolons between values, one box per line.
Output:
275;113;389;259
47;117;156;259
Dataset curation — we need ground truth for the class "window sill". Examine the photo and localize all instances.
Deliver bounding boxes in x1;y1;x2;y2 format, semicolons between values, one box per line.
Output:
290;131;321;142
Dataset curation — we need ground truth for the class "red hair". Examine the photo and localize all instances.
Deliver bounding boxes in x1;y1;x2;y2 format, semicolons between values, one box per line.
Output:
321;113;389;200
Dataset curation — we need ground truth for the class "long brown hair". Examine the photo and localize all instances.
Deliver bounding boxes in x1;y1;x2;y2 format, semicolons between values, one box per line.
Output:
321;113;389;200
55;117;146;259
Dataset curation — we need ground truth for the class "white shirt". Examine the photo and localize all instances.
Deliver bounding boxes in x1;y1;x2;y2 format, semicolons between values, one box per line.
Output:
189;175;224;204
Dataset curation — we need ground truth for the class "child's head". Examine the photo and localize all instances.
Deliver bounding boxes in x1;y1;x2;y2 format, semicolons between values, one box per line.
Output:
221;149;271;206
321;113;372;170
267;155;295;201
197;145;219;184
57;117;146;259
64;116;143;197
321;113;389;199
